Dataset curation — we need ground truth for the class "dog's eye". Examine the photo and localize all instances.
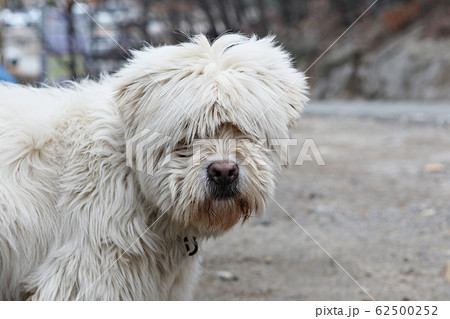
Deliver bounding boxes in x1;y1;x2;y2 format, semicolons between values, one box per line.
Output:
174;142;188;151
173;142;191;157
177;151;189;159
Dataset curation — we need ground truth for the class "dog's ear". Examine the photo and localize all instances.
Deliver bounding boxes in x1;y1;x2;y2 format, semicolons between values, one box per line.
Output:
112;45;174;140
224;35;309;130
261;37;309;129
278;69;309;129
113;72;149;140
112;43;203;142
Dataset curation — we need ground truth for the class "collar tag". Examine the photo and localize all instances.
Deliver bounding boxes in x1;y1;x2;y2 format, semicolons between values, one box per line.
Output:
183;236;198;256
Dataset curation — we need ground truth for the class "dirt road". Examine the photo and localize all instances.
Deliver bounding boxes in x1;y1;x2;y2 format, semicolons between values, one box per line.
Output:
194;106;450;300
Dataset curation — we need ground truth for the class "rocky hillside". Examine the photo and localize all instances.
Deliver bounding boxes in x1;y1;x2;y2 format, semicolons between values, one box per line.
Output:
283;1;450;100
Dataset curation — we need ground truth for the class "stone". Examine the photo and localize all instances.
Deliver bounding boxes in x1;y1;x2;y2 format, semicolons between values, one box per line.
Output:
425;163;445;173
215;270;238;281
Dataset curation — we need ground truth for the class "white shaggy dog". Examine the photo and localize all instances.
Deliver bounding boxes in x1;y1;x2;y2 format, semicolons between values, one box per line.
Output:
0;34;308;300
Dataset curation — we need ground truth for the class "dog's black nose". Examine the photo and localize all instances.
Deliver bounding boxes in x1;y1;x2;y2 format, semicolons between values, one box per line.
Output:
207;161;238;185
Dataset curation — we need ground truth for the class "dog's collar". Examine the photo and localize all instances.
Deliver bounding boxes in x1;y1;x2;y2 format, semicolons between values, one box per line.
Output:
183;236;198;256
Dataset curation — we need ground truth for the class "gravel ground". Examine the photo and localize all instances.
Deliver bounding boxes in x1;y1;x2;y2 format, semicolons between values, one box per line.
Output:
194;106;450;300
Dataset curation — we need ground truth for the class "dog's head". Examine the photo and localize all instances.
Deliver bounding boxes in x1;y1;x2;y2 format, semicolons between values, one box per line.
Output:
114;34;308;236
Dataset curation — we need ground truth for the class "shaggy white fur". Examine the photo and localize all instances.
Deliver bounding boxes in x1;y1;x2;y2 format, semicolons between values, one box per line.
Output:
0;34;308;300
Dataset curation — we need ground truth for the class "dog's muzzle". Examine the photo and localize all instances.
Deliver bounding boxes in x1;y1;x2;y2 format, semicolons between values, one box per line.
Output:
207;160;239;199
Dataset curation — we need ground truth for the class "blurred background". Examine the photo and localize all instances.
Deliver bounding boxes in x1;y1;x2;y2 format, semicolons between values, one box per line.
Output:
2;0;450;300
1;0;450;100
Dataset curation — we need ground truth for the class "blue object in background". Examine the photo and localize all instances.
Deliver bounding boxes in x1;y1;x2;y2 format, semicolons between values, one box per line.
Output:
0;64;17;83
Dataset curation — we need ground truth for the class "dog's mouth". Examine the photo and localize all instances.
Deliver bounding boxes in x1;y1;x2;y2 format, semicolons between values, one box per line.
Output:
187;160;253;232
207;180;240;200
192;181;251;233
